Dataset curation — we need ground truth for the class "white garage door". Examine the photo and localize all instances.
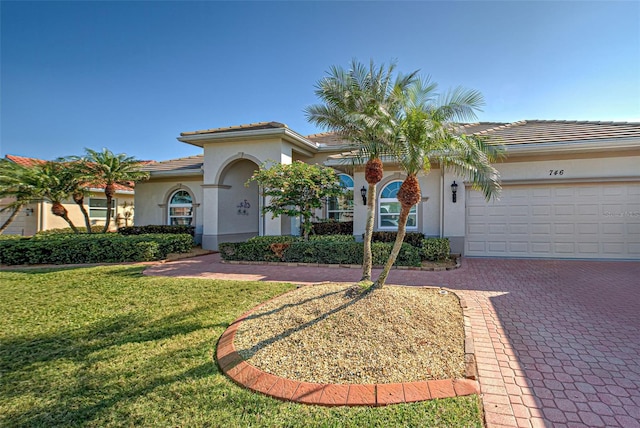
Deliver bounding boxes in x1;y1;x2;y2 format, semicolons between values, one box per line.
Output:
465;183;640;259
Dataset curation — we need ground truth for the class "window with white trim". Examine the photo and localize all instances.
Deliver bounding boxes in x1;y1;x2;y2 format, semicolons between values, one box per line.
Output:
168;190;193;226
89;198;116;220
327;174;354;222
378;180;417;230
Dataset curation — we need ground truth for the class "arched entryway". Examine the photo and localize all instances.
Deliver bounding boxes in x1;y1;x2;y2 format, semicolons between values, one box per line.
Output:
217;158;260;243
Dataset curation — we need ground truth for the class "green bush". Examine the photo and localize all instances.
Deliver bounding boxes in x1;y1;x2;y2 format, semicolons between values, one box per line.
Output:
246;235;301;245
309;234;356;243
118;225;195;236
371;242;422;266
0;234;193;265
220;239;420;267
311;220;353;235
35;226;105;236
370;231;425;248
421;238;451;261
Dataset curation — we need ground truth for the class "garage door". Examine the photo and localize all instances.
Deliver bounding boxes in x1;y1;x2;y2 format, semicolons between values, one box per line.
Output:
465;183;640;259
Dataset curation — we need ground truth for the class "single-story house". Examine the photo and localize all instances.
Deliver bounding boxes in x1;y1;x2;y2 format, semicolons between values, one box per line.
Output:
135;120;640;260
0;154;136;235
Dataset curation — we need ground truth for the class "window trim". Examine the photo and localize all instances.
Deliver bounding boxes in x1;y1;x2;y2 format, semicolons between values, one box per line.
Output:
167;189;194;226
88;197;116;221
326;173;354;222
378;180;418;231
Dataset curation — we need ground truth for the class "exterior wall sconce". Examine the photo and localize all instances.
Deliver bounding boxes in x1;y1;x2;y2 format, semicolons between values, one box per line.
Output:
360;185;367;205
451;181;458;203
25;208;34;216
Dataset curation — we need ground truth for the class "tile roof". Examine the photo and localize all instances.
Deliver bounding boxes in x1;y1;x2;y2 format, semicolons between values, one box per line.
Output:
463;120;640;145
4;154;135;192
5;154;46;167
180;121;287;137
306;132;351;146
142;154;204;172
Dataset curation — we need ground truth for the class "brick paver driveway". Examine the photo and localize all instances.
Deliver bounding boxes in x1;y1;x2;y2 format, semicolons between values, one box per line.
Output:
146;255;640;427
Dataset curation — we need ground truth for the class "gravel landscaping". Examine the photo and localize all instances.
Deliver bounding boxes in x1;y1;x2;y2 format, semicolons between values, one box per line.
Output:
234;283;466;384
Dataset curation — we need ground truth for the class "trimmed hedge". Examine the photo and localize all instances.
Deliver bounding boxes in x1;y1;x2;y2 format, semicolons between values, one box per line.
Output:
421;238;451;261
311;221;353;235
219;239;421;267
370;231;425;248
35;226;105;236
0;233;194;265
118;225;195;236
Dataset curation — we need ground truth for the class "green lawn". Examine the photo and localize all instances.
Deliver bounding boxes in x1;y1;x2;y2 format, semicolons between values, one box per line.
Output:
0;265;483;427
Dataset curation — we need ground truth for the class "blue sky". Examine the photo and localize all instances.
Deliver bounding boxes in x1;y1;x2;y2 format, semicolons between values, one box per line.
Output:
2;1;639;162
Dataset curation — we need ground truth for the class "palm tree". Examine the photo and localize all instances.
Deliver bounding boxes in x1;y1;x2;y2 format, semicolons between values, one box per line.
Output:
306;60;418;281
371;78;503;289
81;148;149;233
0;159;39;233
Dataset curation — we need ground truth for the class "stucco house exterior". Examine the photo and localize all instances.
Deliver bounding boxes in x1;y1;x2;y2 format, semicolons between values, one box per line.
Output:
0;155;136;236
135;120;640;260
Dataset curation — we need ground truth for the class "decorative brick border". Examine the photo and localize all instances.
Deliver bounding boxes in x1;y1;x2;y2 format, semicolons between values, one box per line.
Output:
216;286;478;406
221;255;461;272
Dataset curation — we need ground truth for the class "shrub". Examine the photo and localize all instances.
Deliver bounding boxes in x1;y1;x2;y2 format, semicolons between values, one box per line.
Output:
282;241;364;265
371;242;422;266
370;231;425;248
311;220;353;235
118;225;195;236
35;226;105;236
0;233;193;265
219;239;420;267
421;238;451;261
246;235;301;245
308;234;356;243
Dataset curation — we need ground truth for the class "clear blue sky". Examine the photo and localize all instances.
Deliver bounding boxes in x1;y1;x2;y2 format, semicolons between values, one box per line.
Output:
2;1;639;162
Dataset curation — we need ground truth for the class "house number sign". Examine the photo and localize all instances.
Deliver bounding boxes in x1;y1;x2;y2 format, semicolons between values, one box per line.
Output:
237;200;250;216
549;169;565;176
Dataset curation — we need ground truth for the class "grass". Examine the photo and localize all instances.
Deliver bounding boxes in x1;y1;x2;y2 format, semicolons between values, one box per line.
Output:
0;265;484;427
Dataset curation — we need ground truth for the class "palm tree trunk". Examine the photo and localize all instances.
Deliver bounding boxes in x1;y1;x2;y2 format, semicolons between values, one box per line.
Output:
361;183;376;281
51;203;79;234
102;195;113;233
74;199;92;233
0;206;22;234
371;205;411;290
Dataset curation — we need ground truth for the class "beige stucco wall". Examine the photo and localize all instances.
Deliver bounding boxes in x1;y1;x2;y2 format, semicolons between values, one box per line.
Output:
134;178;204;241
0;192;135;236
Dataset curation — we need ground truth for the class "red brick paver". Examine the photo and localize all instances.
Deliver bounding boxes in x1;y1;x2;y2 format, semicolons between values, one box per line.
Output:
147;254;640;426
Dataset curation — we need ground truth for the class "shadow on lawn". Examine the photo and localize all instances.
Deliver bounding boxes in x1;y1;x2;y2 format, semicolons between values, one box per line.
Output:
0;307;226;425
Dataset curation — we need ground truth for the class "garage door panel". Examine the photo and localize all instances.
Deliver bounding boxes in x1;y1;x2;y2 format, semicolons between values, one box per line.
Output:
465;183;640;259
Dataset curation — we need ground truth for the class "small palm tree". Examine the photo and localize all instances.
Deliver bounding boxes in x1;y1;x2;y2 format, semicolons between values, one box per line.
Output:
372;79;503;289
32;161;84;233
306;59;418;281
81;149;149;233
0;159;39;233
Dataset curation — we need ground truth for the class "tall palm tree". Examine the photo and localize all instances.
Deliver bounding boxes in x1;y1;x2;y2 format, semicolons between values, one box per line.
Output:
306;59;418;281
372;78;503;289
81;149;149;233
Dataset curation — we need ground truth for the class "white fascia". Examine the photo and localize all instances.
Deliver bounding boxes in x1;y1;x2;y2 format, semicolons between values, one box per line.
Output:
148;169;203;178
177;127;319;155
86;188;135;195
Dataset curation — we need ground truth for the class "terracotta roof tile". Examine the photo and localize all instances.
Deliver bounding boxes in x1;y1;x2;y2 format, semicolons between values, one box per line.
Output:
5;154;136;191
5;154;46;167
180;122;287;137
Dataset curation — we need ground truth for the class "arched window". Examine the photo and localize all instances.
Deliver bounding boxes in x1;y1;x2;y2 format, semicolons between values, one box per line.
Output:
378;180;417;230
327;174;354;221
168;190;193;226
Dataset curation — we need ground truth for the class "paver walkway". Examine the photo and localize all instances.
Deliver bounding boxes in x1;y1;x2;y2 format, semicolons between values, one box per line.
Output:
146;255;640;428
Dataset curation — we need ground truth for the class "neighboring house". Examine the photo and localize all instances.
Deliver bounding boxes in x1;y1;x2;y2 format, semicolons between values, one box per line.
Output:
135;120;640;260
0;155;136;235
